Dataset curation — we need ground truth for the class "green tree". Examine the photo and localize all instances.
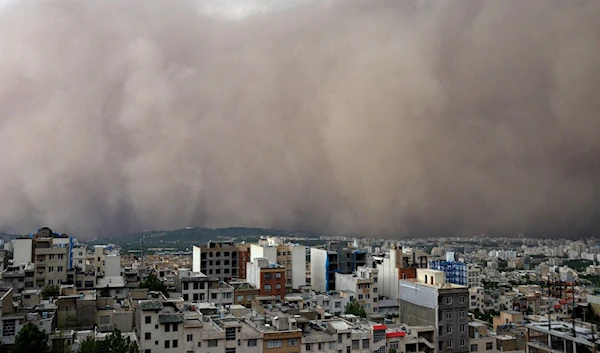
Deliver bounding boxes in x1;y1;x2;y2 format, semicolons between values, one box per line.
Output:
344;299;367;318
79;337;97;353
13;323;50;353
52;331;73;353
139;272;169;297
42;285;60;299
99;286;111;298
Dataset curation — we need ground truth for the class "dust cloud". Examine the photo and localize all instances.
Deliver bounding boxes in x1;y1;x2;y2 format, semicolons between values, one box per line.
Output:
1;0;599;238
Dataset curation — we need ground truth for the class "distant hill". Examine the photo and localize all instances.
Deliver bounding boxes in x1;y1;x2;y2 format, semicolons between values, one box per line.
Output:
89;227;321;252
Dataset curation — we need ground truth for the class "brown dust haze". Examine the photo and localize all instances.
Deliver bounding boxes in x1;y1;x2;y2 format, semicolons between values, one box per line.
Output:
1;0;600;239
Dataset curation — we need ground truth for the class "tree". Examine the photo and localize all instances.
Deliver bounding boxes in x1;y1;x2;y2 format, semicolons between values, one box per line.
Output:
99;286;111;298
139;272;169;297
13;323;50;353
42;285;60;299
79;337;97;353
52;331;73;353
344;299;367;318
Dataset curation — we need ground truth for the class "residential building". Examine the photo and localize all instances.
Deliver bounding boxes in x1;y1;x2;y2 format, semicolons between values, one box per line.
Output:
376;247;428;300
250;243;306;292
192;241;239;281
310;242;367;292
399;268;469;353
247;258;286;300
335;267;379;314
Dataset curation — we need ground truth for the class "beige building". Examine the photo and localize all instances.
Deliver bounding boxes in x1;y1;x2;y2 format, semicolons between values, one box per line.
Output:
468;320;496;353
335;266;379;314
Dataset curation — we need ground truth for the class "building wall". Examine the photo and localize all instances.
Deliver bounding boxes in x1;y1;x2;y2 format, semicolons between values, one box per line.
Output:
262;331;302;353
105;255;121;277
193;246;201;273
291;246;306;290
13;238;33;265
261;268;286;300
437;288;470;353
310;248;327;292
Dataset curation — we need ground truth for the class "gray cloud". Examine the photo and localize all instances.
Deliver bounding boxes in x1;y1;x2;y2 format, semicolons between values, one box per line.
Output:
1;0;599;238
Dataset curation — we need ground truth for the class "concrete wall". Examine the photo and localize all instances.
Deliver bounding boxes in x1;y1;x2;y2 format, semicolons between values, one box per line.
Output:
192;246;201;273
399;300;436;327
104;255;121;277
310;248;327;292
13;238;32;265
291;246;306;290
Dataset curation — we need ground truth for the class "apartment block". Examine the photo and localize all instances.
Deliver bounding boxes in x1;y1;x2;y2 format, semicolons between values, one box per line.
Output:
376;247;428;300
399;268;469;353
175;269;234;307
192;241;239;281
310;242;367;292
335;267;379;314
247;258;286;300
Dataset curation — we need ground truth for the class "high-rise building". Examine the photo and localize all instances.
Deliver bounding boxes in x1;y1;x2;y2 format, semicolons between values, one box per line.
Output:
399;268;469;353
192;241;239;281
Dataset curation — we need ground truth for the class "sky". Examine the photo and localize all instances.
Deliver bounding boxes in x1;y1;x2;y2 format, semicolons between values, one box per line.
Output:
0;0;599;239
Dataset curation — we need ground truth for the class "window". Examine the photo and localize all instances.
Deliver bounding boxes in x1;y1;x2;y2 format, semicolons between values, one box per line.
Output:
390;342;399;350
306;343;312;351
144;350;151;353
226;349;236;353
338;334;343;343
486;342;493;350
460;324;465;332
460;296;466;304
172;340;178;348
276;284;281;289
49;267;54;272
470;344;478;352
447;340;453;349
145;316;151;324
264;273;272;280
223;292;232;299
165;323;170;332
446;325;452;334
445;311;452;319
460;338;466;347
266;340;282;348
352;340;359;349
237;295;244;302
57;266;63;272
183;282;189;290
187;334;193;342
329;342;335;349
275;272;281;278
173;324;178;332
226;327;236;341
145;332;152;340
100;316;110;324
318;343;324;350
208;340;218;347
362;339;370;349
346;346;351;353
248;339;257;347
445;297;452;304
288;339;298;346
2;320;16;337
373;329;385;342
211;293;217;299
164;340;170;349
193;293;198;301
264;284;272;291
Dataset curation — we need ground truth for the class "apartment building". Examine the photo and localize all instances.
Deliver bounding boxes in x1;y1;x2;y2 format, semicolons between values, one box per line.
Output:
175;270;234;307
237;244;251;280
376;247;428;300
468;320;496;353
34;236;71;287
399;268;469;353
247;258;286;300
250;243;306;292
192;241;239;281
310;242;368;292
335;267;379;314
2;263;35;293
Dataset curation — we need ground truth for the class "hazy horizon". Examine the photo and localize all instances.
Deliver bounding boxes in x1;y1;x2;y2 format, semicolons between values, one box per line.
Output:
1;0;599;239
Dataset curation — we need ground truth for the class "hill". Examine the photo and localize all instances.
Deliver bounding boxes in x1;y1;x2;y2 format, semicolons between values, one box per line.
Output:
89;227;321;253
